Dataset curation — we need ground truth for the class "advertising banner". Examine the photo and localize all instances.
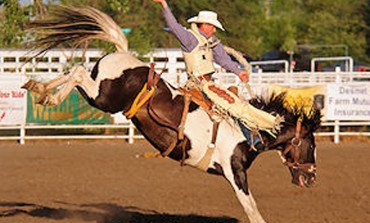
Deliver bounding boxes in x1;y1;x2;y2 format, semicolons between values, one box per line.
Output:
326;84;370;120
27;89;111;124
0;80;27;125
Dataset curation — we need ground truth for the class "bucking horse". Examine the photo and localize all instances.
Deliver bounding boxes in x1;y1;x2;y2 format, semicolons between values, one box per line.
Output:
22;6;321;223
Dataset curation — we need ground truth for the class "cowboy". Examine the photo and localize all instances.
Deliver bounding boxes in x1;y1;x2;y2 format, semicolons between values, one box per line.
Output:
153;0;281;152
152;0;249;84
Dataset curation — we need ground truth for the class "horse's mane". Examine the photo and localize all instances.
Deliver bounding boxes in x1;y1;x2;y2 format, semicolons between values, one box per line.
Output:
250;92;321;132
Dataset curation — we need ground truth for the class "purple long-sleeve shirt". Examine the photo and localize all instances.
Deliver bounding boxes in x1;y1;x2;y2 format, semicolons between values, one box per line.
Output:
162;7;242;75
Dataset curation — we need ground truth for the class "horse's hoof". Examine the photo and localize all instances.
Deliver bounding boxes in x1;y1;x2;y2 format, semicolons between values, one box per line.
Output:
21;80;45;94
21;80;35;90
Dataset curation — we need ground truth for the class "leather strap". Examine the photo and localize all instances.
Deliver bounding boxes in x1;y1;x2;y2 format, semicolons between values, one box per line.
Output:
178;94;191;140
195;121;220;171
162;137;178;157
211;121;220;145
161;93;191;157
147;62;164;90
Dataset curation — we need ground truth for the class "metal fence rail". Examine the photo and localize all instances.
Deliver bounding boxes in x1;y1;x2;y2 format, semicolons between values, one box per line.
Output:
318;121;370;143
0;123;144;144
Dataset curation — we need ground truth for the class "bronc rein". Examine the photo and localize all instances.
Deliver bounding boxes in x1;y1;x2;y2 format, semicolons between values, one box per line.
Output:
282;119;316;174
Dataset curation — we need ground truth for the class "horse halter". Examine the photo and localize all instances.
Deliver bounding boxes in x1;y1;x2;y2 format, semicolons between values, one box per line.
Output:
282;119;316;173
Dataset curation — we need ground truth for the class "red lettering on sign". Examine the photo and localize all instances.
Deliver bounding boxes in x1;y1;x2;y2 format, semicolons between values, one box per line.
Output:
0;112;5;121
0;92;10;98
11;91;25;98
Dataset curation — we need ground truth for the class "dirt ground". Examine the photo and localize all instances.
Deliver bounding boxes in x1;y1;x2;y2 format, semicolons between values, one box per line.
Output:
0;140;369;223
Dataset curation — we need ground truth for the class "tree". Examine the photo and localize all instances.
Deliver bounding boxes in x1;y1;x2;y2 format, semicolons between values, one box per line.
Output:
302;0;368;61
0;0;29;48
259;0;305;53
363;0;370;58
0;0;369;62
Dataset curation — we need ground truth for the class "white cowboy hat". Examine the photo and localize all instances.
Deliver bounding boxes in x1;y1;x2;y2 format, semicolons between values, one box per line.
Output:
187;10;225;31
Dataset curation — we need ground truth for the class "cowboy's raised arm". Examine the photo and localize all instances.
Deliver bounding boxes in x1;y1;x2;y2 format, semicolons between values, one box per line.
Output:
152;0;197;52
213;42;250;82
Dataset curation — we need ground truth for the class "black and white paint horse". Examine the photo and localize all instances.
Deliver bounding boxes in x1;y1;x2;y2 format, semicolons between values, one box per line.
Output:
22;6;321;223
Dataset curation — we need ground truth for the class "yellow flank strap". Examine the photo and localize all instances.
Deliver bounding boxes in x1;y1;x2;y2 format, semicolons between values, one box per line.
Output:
124;83;156;119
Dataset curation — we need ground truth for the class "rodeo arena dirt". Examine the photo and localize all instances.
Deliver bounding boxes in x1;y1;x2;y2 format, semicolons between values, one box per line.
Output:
1;5;370;223
0;140;369;223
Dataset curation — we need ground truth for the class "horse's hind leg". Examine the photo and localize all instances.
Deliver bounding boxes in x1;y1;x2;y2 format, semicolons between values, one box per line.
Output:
22;73;70;95
37;65;97;106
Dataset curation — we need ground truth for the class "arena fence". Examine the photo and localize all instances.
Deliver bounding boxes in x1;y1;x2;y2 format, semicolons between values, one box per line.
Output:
0;48;369;144
0;123;144;144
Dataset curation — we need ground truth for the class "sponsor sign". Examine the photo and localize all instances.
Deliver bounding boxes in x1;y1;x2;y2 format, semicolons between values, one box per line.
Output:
326;84;370;120
0;81;27;125
26;89;111;124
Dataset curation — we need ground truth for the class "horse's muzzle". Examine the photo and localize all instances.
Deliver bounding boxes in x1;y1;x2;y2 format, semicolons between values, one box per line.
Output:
290;168;316;188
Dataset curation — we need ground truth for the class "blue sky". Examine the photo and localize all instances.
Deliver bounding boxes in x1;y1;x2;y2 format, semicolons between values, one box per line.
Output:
19;0;52;6
19;0;31;5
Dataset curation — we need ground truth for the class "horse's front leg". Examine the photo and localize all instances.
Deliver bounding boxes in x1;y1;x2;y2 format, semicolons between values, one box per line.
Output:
221;145;266;223
223;167;266;223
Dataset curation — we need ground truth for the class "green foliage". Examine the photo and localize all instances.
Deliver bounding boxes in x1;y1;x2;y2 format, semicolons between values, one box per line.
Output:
0;0;29;48
127;28;153;55
0;0;369;62
58;0;129;19
261;0;303;52
302;0;368;61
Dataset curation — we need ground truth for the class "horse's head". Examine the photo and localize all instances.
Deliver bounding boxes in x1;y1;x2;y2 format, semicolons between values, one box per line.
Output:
277;116;320;188
251;93;321;188
273;100;322;187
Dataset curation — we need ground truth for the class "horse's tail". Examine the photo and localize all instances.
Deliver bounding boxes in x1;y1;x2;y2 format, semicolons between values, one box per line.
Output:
27;5;128;55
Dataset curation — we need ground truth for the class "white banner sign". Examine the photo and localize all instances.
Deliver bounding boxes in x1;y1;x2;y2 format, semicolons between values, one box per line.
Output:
326;84;370;120
0;80;27;125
